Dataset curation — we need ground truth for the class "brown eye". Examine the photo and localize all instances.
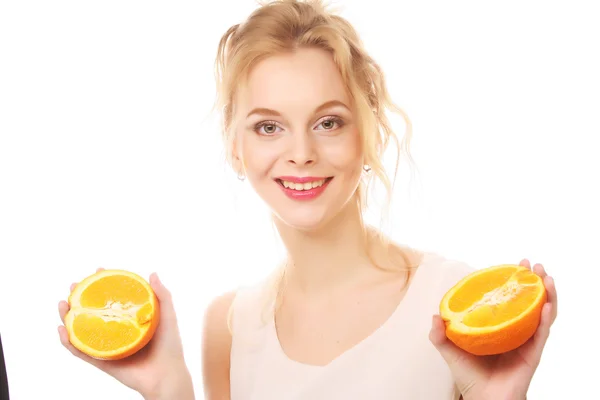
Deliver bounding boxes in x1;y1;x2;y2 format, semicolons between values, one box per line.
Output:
254;121;283;135
315;117;343;131
322;120;335;129
263;124;276;134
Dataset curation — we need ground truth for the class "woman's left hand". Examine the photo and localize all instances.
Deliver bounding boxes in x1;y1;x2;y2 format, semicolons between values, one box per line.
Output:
429;259;558;400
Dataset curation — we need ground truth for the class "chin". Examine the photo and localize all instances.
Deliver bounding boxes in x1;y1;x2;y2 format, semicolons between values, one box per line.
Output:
256;176;359;232
273;206;333;232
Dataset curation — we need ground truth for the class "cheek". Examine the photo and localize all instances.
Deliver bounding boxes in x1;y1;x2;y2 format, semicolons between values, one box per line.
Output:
321;132;362;174
240;135;280;178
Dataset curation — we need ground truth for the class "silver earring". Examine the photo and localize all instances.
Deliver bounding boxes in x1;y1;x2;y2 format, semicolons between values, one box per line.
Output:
237;172;246;181
363;165;372;173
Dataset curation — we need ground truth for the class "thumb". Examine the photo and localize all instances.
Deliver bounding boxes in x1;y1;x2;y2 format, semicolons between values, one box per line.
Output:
149;273;177;323
429;315;478;388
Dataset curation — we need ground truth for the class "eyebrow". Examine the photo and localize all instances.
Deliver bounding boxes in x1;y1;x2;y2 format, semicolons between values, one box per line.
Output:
246;100;350;119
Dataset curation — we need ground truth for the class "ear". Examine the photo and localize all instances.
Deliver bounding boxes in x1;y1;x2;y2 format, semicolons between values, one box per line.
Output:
232;156;244;177
231;139;245;177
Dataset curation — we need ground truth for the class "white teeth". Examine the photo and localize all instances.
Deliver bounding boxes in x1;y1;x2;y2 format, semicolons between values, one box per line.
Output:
281;179;326;191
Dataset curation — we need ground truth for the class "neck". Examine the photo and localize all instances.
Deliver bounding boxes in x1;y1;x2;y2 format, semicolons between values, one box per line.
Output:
274;197;373;294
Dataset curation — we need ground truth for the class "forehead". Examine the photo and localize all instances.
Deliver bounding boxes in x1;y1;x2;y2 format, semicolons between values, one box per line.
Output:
237;47;350;114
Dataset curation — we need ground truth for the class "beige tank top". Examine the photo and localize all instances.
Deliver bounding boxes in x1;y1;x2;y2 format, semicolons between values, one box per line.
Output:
229;252;474;400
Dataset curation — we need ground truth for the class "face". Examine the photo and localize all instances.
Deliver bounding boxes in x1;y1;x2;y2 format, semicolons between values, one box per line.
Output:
233;47;364;231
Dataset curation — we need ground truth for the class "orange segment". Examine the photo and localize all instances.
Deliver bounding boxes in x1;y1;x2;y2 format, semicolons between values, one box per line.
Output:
79;274;150;307
65;269;160;360
440;264;546;356
447;266;516;313
72;314;141;352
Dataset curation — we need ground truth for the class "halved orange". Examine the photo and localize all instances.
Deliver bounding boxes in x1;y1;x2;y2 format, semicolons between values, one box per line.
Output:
64;269;160;360
440;264;546;356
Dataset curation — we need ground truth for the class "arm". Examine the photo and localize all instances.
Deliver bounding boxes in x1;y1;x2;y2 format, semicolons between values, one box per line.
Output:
202;291;236;400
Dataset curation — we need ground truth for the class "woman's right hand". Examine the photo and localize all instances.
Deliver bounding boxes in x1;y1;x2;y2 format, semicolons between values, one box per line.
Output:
57;269;195;400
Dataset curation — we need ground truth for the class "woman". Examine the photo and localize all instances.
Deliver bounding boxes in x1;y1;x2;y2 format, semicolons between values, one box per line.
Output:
57;1;558;399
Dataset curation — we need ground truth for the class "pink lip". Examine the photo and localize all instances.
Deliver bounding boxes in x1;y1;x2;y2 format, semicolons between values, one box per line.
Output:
276;177;333;201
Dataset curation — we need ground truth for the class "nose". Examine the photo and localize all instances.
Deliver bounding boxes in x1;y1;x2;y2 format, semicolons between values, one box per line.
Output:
287;131;316;166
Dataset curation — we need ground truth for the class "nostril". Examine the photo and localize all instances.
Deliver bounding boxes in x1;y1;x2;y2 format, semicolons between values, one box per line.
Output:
287;158;315;165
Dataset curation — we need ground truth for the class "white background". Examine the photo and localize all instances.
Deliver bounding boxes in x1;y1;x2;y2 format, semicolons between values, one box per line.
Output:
1;0;598;398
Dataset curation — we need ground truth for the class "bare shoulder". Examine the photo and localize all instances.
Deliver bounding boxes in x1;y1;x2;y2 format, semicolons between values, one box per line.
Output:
202;290;236;350
204;290;237;326
202;290;237;399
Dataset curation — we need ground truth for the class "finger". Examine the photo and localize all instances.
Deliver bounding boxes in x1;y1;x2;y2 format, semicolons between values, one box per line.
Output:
429;315;475;370
532;302;553;354
533;263;547;279
96;267;104;273
149;273;178;326
57;326;107;371
519;259;531;270
429;315;447;346
150;273;172;303
544;275;558;325
58;300;70;324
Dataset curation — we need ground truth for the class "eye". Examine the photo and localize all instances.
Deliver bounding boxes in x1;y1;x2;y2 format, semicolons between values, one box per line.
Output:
254;121;283;135
315;116;344;131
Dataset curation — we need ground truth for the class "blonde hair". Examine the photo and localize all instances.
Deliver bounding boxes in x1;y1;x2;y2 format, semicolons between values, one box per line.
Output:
214;0;418;329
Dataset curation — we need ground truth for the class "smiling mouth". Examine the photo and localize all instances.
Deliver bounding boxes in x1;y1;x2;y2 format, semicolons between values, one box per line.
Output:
276;177;333;191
